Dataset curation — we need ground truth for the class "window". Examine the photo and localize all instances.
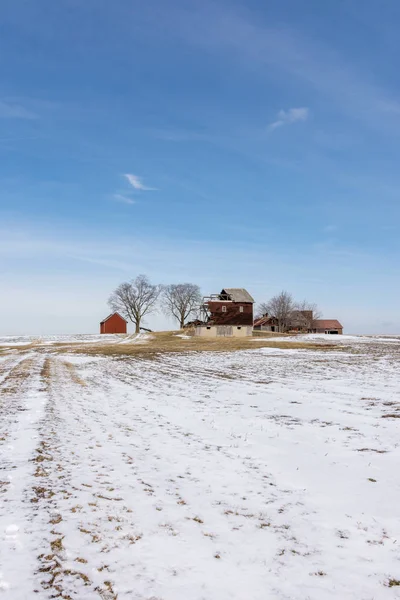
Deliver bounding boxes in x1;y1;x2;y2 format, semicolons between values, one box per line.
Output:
222;306;227;312
239;306;244;313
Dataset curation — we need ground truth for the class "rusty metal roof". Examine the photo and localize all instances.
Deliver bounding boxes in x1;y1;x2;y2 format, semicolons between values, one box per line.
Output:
253;315;277;326
221;288;254;303
313;319;343;329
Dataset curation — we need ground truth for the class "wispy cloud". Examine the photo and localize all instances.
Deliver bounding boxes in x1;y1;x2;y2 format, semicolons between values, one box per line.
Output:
124;173;156;191
158;3;400;132
0;100;37;120
323;225;337;233
113;194;136;205
269;107;309;130
1;219;399;334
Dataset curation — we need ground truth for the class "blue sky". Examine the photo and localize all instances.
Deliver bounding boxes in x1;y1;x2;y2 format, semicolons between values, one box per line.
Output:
1;0;399;334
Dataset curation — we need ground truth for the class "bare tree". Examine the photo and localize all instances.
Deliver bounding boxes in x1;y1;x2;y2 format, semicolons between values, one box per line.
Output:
259;291;295;333
162;283;202;329
294;300;322;332
108;274;161;333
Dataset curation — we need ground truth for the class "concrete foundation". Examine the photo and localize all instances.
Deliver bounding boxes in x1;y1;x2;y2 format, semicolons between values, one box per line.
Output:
195;325;253;338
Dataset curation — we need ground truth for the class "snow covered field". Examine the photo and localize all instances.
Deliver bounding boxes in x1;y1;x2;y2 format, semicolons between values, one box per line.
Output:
0;334;400;599
0;333;127;346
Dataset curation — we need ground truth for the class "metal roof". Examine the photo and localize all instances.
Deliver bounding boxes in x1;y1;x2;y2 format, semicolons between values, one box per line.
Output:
253;315;275;327
100;312;128;324
221;288;255;303
313;319;343;329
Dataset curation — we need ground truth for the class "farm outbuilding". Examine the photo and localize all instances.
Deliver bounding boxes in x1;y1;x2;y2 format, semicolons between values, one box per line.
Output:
253;314;279;332
311;319;343;335
254;312;343;335
100;312;127;334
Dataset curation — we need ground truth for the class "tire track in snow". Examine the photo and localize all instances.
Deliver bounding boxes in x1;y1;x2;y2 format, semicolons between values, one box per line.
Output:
32;356;134;599
0;353;46;598
1;338;400;599
84;357;316;568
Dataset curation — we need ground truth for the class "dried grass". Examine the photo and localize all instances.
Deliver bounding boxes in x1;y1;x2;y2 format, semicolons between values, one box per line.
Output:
62;361;87;386
3;330;344;361
62;331;341;358
0;357;36;394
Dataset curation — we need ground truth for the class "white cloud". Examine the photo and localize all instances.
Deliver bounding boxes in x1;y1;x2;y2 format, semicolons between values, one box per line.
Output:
0;100;37;119
161;3;400;133
269;107;309;130
124;174;156;191
113;194;136;205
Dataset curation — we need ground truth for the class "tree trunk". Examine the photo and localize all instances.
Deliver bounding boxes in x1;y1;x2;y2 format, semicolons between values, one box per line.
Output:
180;316;185;329
135;321;140;334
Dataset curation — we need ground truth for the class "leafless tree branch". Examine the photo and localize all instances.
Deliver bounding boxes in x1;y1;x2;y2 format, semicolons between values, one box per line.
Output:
294;300;322;331
108;274;161;333
162;283;202;329
258;293;323;333
259;291;295;333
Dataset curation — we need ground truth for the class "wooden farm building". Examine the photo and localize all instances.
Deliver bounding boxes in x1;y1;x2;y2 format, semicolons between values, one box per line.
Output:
310;319;343;335
196;288;254;337
254;313;343;334
288;310;313;332
100;312;127;334
253;314;279;332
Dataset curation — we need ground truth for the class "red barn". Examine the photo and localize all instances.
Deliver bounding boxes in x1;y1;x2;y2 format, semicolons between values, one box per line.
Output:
100;312;127;334
196;288;255;337
205;288;254;326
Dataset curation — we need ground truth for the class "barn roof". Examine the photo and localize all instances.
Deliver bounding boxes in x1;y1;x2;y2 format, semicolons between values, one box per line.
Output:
313;319;343;329
253;315;274;327
100;312;128;324
221;288;255;303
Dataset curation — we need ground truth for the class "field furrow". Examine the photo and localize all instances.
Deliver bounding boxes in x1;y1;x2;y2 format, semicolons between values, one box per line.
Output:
0;334;399;599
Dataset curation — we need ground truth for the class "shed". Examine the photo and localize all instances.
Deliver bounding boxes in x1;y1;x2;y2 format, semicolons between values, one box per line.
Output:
311;319;343;335
100;312;127;334
253;314;279;332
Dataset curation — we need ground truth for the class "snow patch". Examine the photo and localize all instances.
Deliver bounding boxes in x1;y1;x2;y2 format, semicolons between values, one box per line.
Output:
0;575;10;592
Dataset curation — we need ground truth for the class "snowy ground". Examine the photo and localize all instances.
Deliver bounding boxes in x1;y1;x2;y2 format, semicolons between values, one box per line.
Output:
0;334;400;599
0;333;129;346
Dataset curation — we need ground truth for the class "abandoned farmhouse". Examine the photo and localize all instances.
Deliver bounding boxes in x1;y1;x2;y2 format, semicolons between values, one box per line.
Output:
195;288;255;337
253;313;344;335
100;288;343;336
